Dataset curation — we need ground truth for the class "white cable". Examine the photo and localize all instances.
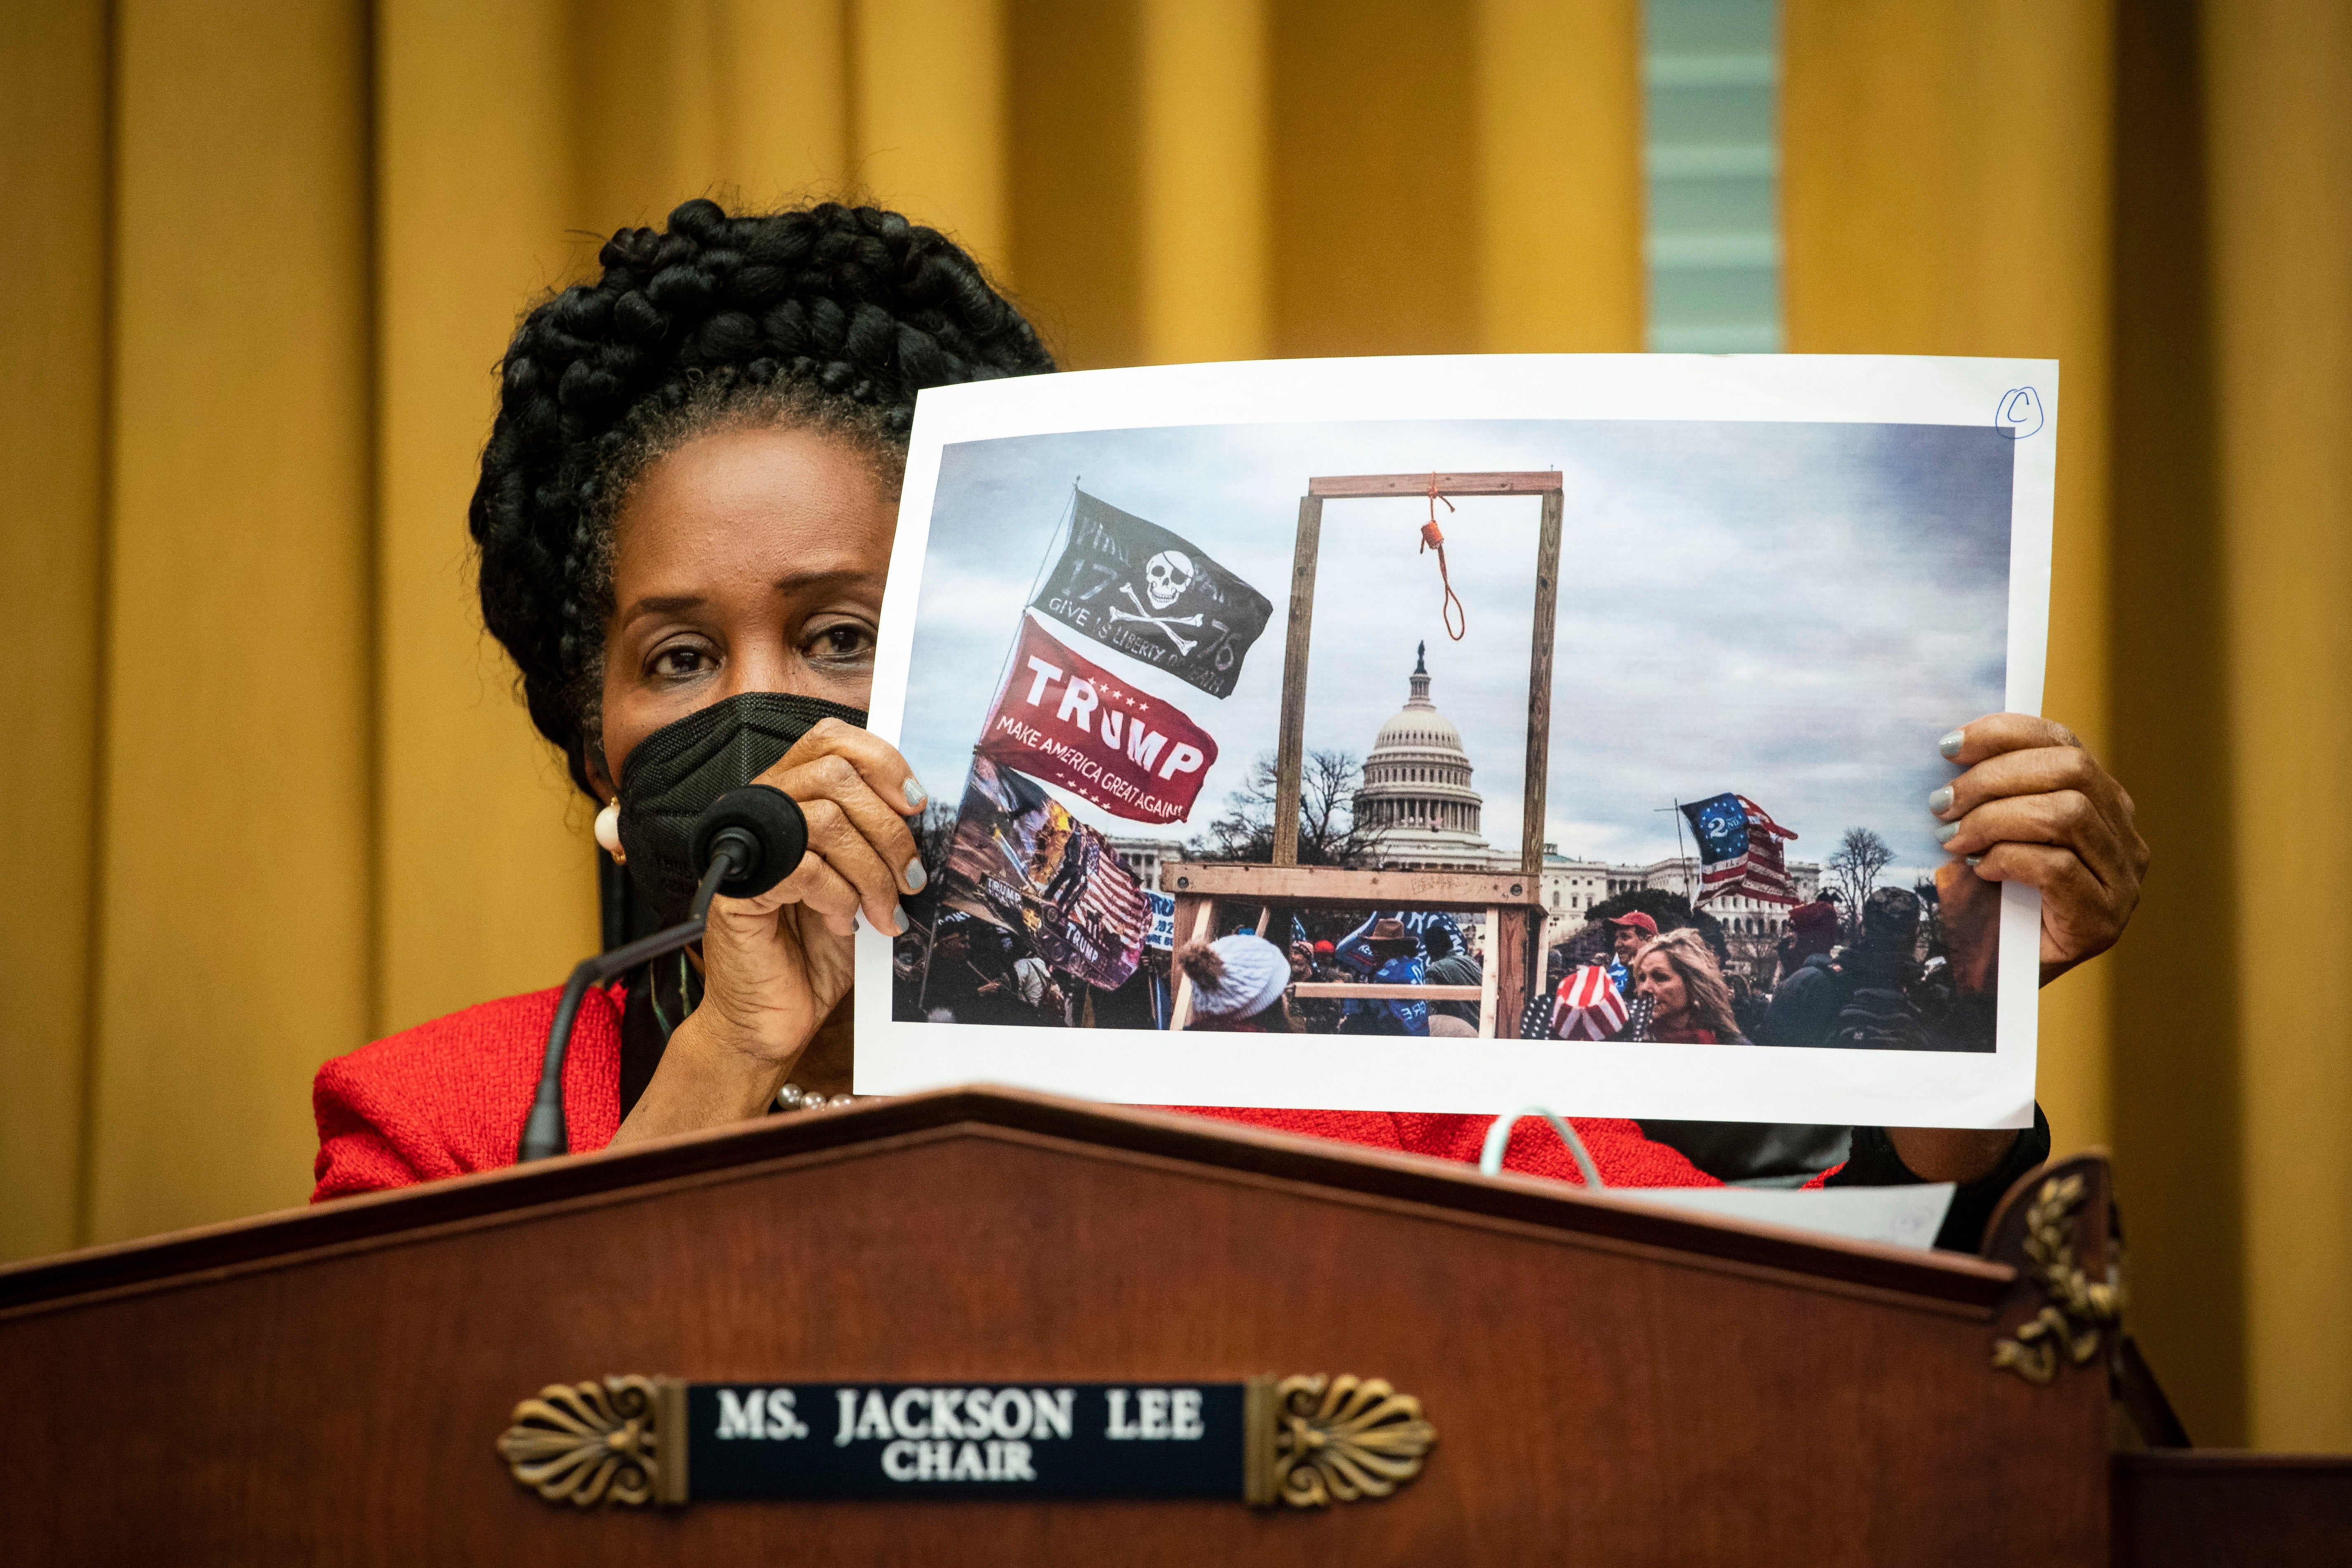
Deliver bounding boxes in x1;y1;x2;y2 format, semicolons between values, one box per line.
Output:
1479;1105;1605;1190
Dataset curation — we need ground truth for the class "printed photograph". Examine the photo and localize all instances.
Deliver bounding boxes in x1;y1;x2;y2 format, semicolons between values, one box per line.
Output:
887;416;2015;1058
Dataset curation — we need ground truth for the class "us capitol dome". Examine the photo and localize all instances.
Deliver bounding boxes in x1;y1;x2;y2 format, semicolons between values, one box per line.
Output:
1352;642;1494;870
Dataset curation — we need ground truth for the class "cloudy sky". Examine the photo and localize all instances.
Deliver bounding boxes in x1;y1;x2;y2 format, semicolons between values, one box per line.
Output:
897;418;2012;886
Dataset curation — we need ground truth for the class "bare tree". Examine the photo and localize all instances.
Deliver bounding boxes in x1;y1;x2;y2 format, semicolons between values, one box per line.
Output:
1191;757;1279;861
1190;749;1378;866
1298;748;1370;862
1826;827;1895;935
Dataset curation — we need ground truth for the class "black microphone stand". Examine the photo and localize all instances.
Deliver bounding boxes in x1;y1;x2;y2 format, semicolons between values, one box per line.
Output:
517;785;807;1163
516;854;735;1163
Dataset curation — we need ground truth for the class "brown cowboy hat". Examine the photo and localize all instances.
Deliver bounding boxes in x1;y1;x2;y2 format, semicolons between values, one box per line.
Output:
1364;917;1421;955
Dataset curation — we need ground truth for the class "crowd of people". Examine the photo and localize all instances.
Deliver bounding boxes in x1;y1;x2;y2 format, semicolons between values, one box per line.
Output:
898;905;1497;1036
897;879;1982;1058
1163;882;1983;1055
894;911;1172;1029
1166;912;1501;1036
1522;889;1982;1052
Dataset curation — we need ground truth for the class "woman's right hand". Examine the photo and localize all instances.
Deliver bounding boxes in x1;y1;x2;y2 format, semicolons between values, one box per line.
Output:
614;719;926;1141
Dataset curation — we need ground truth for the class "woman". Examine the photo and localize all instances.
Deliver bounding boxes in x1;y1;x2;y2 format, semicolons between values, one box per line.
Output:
1632;927;1861;1190
1629;929;1750;1045
1180;936;1296;1031
313;199;2149;1224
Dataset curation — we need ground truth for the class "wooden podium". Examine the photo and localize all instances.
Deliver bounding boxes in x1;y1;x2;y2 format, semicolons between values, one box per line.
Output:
0;1086;2257;1564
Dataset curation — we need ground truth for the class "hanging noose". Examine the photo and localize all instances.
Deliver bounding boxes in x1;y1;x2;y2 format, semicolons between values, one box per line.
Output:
1421;473;1467;640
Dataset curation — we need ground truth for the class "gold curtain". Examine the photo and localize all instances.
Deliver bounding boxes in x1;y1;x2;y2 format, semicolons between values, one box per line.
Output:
2200;0;2352;1455
2;0;2344;1451
1785;0;2352;1450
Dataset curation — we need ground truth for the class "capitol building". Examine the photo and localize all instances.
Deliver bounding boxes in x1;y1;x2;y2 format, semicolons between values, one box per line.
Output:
1351;644;1492;861
1116;645;1819;971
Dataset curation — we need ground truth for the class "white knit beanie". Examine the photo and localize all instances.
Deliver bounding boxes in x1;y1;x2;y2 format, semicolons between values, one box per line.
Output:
1181;936;1292;1022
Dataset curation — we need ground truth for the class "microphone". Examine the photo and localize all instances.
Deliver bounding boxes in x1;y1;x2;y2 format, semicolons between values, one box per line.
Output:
688;783;809;903
516;785;809;1162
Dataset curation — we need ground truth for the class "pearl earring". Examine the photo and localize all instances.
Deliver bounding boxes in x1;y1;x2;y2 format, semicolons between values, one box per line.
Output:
595;799;625;863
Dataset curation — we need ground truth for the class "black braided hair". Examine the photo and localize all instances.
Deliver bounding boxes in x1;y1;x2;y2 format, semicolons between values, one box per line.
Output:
471;199;1054;793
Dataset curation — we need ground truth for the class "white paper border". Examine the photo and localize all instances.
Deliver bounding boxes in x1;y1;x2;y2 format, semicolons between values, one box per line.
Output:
859;354;2053;1130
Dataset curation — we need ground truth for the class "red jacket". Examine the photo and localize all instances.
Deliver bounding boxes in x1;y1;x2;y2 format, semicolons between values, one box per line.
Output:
312;987;1726;1202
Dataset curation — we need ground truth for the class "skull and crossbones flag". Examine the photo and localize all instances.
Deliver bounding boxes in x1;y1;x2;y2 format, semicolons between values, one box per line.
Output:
1031;490;1273;699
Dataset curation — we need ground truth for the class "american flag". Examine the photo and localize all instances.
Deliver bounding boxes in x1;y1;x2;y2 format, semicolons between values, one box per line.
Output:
1060;821;1151;952
1551;964;1630;1041
1678;792;1800;907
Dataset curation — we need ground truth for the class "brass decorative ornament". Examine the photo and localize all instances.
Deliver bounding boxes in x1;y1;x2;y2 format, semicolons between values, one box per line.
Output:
1248;1374;1439;1508
496;1376;672;1508
1991;1173;2121;1385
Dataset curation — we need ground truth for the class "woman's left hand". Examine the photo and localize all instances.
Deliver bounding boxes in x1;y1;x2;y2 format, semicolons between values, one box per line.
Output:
1930;714;2149;987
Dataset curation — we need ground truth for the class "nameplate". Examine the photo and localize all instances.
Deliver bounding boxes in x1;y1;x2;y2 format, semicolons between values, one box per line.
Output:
499;1373;1434;1511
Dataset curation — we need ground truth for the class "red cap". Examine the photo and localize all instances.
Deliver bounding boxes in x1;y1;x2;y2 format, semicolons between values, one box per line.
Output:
1605;911;1659;936
1789;901;1838;934
1313;940;1336;955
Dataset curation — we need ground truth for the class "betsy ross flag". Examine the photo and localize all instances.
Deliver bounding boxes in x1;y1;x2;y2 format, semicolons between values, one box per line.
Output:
1551;965;1631;1041
1678;792;1801;906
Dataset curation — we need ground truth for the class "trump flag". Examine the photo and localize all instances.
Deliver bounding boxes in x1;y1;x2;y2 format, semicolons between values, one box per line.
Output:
977;616;1220;825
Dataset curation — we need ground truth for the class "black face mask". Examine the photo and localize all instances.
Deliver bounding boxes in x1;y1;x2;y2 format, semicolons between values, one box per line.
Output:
615;691;867;926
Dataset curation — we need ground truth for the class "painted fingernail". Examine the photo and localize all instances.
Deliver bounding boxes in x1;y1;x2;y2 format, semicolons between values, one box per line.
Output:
1934;821;1961;845
1965;855;1984;868
903;777;927;810
904;857;928;892
1939;728;1967;760
1927;785;1954;816
894;905;910;934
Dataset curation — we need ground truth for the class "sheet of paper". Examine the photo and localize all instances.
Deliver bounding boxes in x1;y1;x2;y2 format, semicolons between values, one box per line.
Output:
858;354;2053;1130
1605;1183;1957;1251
